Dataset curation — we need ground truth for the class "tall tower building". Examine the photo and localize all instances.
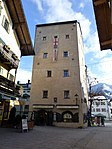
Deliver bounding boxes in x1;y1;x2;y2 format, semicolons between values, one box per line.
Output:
30;20;88;128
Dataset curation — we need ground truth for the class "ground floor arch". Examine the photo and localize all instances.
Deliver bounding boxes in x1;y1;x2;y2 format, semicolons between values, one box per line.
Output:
34;110;53;126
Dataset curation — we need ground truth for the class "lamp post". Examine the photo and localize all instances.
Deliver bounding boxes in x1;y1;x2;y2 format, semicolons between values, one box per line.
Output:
75;94;78;105
89;83;93;120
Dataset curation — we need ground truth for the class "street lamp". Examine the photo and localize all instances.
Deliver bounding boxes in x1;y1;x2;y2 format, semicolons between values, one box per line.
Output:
75;94;78;105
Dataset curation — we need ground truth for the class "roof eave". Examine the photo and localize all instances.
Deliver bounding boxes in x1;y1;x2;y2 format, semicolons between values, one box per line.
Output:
5;0;35;56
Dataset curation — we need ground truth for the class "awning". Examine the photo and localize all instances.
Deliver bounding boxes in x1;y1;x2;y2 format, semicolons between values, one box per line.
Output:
56;105;79;109
33;104;54;109
95;113;106;117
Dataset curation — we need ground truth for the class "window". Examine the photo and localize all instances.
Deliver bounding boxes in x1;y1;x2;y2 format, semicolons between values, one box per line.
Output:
47;71;52;77
63;113;72;122
65;35;69;39
43;36;46;41
64;90;70;99
63;51;69;57
0;67;3;75
111;109;112;114
92;108;95;112
2;15;10;33
8;74;14;81
43;53;48;59
101;102;105;105
64;70;69;77
43;90;48;98
102;108;106;112
54;36;58;38
53;36;58;48
96;102;100;106
96;108;100;112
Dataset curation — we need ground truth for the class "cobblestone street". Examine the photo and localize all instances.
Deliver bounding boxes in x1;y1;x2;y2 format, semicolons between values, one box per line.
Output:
0;121;112;149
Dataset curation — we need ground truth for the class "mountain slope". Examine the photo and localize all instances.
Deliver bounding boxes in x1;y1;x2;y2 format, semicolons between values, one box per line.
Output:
90;83;112;99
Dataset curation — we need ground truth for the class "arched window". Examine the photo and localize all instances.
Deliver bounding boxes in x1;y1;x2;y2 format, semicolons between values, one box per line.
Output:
62;112;73;122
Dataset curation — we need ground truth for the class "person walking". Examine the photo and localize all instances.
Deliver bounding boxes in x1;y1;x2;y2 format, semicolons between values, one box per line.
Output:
101;117;105;126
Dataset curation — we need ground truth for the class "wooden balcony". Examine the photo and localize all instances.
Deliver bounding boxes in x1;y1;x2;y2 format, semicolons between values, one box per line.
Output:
0;45;19;69
0;75;21;96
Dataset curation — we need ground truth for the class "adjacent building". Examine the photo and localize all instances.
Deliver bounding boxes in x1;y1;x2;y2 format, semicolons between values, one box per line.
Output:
16;80;31;116
30;20;88;128
92;96;110;120
0;0;34;126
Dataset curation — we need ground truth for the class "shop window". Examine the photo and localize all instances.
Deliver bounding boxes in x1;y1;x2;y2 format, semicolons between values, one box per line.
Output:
63;113;72;122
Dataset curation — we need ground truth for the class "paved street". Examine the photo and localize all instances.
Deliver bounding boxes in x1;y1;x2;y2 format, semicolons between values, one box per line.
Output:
0;121;112;149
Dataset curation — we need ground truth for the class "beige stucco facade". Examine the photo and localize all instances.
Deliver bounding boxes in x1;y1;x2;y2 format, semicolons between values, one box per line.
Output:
30;20;88;128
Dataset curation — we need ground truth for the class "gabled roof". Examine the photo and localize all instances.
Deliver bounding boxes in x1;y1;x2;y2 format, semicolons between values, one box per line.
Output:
92;0;112;50
5;0;35;56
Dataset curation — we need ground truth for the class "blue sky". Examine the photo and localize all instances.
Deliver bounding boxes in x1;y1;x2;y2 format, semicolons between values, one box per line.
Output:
16;0;112;85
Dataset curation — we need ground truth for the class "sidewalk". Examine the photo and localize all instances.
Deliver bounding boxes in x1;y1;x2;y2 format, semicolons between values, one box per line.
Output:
0;121;112;149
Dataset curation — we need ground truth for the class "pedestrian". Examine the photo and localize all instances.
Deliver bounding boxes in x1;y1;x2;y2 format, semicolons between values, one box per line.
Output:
101;117;105;126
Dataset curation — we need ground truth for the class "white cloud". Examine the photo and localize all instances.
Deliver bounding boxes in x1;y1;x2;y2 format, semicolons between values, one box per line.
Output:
31;0;91;40
88;57;112;85
16;68;32;84
27;0;111;85
32;0;43;12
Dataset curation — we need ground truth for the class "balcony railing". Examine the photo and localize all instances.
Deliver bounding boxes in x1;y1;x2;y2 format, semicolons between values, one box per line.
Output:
0;75;21;96
0;45;19;69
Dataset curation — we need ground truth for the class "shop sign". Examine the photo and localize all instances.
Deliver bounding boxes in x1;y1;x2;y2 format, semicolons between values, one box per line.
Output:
33;105;53;109
22;119;28;131
56;105;79;109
